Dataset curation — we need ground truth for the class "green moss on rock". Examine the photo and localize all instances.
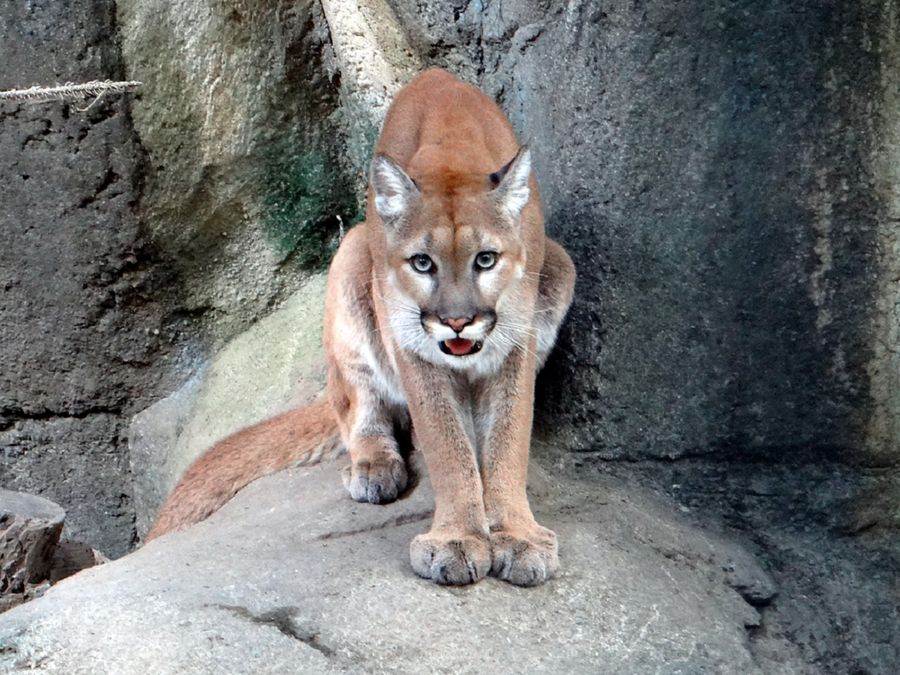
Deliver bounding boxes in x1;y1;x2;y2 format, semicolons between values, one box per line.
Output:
261;149;362;271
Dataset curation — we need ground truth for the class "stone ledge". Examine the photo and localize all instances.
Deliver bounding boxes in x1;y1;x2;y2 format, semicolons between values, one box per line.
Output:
0;455;775;673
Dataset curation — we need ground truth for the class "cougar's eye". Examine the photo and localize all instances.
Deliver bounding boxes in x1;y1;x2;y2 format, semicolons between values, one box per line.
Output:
410;254;434;273
474;251;498;271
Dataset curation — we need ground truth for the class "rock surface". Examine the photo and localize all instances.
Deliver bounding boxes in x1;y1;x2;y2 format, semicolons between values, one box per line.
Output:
116;0;358;337
0;490;64;598
129;273;328;537
0;0;164;557
47;541;108;585
413;0;900;464
0;490;108;613
0;4;897;671
0;456;782;673
616;457;900;673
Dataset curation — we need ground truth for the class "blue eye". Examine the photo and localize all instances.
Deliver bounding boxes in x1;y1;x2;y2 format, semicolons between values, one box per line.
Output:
410;254;434;273
474;251;498;270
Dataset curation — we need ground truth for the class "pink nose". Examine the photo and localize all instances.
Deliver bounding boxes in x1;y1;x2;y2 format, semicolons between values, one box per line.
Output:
443;316;472;333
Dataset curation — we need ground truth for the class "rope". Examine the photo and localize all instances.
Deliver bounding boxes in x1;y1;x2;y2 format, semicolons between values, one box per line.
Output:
0;80;141;111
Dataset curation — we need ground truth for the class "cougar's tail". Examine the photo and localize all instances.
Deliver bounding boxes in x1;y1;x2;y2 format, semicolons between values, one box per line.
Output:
146;399;340;541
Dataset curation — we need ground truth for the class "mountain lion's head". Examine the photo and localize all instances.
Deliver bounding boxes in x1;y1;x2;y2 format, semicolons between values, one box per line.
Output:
370;147;534;375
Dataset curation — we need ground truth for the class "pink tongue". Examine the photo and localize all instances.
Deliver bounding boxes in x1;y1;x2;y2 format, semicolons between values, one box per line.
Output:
445;338;474;356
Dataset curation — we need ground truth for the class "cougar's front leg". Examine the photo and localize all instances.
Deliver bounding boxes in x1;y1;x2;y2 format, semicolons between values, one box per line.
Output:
330;366;408;505
477;343;558;587
325;226;409;505
400;359;491;586
481;238;575;586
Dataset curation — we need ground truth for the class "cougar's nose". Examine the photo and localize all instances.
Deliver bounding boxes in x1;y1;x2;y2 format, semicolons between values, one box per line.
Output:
441;315;473;333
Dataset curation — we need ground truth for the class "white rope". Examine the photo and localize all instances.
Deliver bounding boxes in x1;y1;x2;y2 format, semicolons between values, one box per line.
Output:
0;80;141;110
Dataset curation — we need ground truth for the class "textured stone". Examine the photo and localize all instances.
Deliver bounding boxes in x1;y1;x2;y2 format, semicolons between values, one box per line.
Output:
0;415;136;558
319;0;422;183
476;1;899;464
0;490;65;605
0;4;897;670
48;541;108;585
116;0;359;339
129;273;328;538
0;0;162;557
0;491;108;614
0;457;778;673
617;457;900;673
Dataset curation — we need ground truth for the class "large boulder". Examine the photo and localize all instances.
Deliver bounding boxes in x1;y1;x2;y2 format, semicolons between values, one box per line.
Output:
116;0;359;339
0;490;107;613
129;273;328;538
0;491;64;605
0;455;784;672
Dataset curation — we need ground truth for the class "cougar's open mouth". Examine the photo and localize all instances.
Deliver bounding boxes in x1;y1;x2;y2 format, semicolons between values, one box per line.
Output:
440;338;483;357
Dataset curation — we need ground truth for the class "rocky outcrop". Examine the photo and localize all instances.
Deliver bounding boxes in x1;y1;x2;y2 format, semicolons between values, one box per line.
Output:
392;0;900;465
116;0;358;340
0;455;787;673
1;2;897;669
0;0;164;557
0;490;106;612
2;454;896;671
128;274;328;537
0;491;64;609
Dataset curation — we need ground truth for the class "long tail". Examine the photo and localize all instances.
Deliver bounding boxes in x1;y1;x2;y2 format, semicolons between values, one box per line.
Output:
146;399;340;541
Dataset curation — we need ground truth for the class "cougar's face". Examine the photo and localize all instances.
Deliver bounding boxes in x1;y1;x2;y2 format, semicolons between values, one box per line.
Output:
370;149;534;375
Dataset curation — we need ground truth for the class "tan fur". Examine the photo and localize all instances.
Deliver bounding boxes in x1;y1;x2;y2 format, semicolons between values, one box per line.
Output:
146;401;340;540
148;69;575;586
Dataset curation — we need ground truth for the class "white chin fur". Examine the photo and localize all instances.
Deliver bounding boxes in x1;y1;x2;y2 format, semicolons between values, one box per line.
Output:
413;336;513;377
383;285;519;377
389;313;512;376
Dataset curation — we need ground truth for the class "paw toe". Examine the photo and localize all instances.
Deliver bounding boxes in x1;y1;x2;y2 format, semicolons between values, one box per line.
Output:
343;454;408;504
490;529;559;587
410;533;490;585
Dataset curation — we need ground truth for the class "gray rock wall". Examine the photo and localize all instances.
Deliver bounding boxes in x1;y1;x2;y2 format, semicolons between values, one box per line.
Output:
0;1;364;555
518;1;899;463
0;0;161;557
117;0;359;341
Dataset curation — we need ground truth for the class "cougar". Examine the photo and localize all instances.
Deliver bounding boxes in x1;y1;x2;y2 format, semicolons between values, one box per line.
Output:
148;68;576;587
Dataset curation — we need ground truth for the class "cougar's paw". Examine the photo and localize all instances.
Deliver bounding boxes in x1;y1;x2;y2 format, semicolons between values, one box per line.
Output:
490;524;559;587
341;451;408;504
409;531;491;586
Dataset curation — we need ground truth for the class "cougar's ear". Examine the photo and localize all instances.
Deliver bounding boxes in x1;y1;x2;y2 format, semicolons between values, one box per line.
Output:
370;154;419;223
490;145;532;220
